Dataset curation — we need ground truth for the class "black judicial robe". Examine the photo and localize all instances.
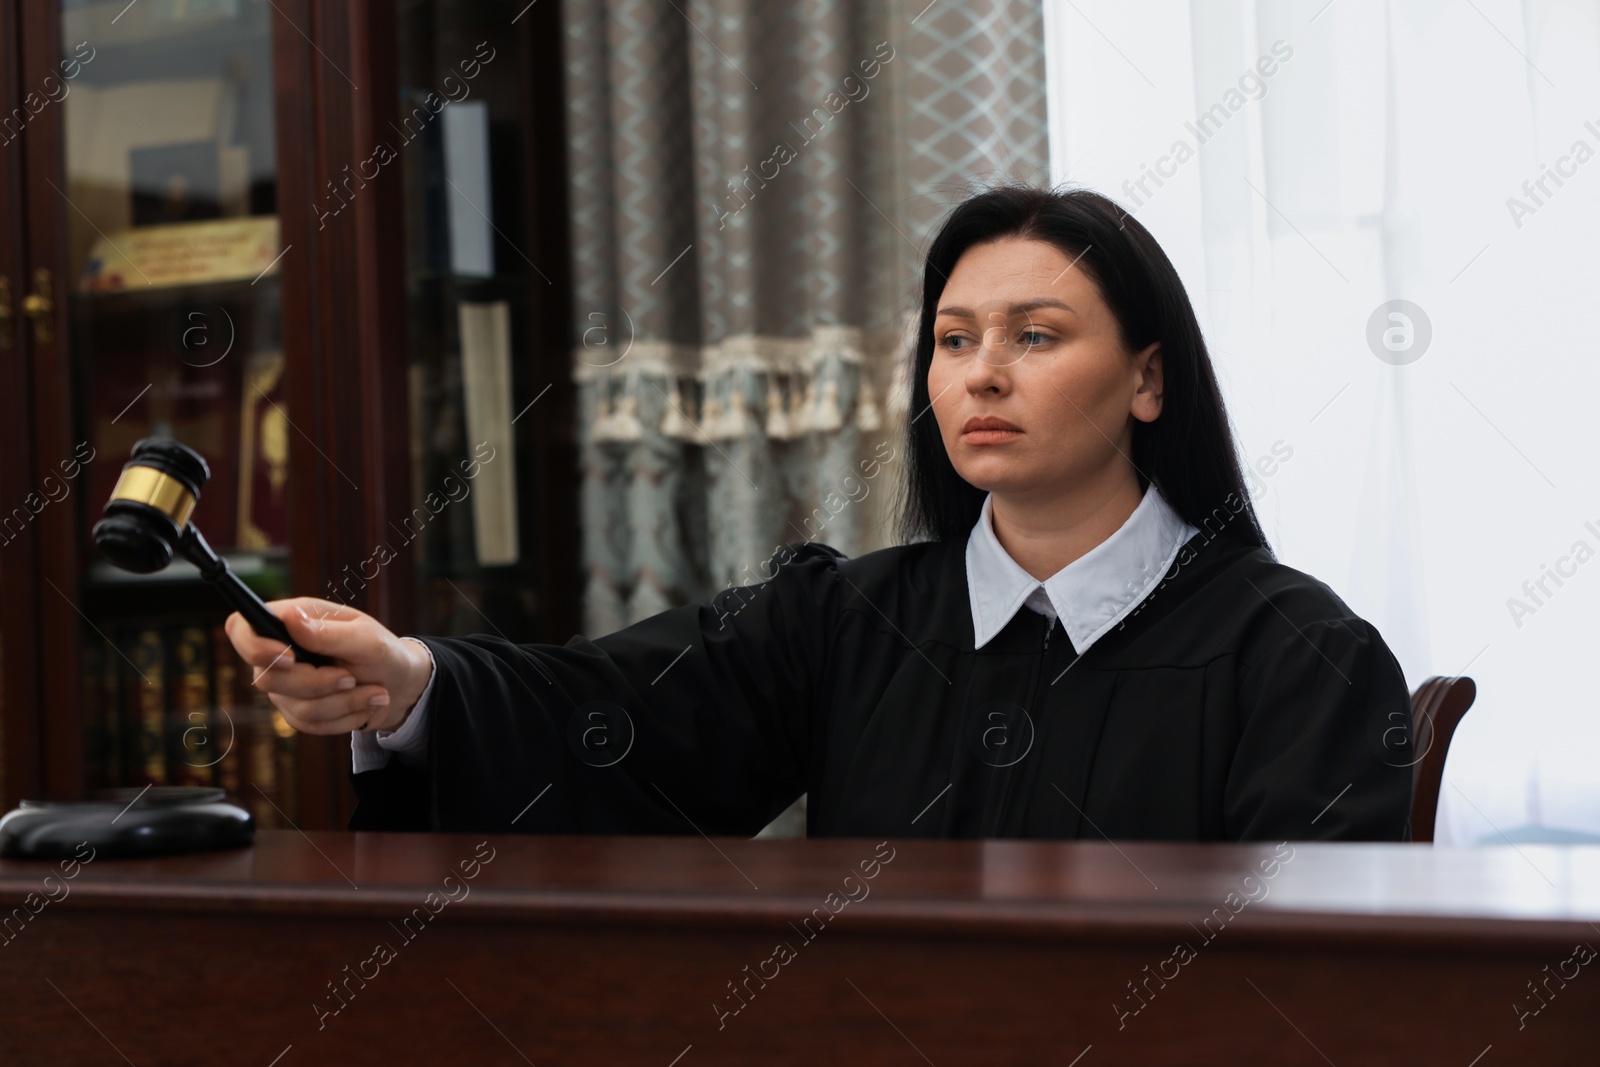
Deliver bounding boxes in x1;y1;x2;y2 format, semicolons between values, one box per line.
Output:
350;525;1415;841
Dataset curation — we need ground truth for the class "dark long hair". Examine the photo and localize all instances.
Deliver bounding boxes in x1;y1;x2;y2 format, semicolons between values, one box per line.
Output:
897;184;1271;555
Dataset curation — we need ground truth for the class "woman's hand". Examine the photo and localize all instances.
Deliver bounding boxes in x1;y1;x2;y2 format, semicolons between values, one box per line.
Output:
223;597;433;736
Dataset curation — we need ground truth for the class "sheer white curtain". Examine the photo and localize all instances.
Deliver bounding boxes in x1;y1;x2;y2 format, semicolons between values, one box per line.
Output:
1045;0;1600;842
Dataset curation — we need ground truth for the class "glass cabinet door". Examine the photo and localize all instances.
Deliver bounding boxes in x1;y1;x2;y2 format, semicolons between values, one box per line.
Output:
395;1;577;646
60;0;298;826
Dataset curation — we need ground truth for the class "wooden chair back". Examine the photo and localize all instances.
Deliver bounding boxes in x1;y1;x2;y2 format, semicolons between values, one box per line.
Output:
1407;675;1477;843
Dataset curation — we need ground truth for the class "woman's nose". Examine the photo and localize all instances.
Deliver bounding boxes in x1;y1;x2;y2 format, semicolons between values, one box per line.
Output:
966;346;1011;394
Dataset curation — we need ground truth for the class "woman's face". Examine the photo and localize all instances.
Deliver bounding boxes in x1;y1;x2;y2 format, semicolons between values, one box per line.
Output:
927;236;1164;502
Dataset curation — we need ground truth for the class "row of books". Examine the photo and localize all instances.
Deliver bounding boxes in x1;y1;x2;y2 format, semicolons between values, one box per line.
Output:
81;618;298;829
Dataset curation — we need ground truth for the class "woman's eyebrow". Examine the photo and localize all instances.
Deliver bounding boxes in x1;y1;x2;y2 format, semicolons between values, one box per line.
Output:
1012;298;1077;315
936;298;1077;318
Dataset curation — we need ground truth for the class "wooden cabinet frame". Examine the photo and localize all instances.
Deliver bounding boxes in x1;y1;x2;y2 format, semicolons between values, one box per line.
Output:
272;1;415;829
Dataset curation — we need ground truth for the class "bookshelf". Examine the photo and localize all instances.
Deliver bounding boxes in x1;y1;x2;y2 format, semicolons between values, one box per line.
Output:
0;1;576;829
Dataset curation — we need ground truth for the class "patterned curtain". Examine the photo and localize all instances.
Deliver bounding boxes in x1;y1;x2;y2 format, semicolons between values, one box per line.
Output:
563;0;1050;637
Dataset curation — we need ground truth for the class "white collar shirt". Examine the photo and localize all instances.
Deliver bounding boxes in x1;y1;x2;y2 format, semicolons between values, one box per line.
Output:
965;484;1199;654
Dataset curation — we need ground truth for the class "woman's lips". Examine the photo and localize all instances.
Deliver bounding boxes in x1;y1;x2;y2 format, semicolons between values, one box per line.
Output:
961;416;1022;444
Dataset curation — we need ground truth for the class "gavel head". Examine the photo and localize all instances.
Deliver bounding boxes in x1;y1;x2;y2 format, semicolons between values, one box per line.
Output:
92;437;211;574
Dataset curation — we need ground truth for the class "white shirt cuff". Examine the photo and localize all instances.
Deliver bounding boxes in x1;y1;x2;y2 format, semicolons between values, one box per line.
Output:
349;637;436;774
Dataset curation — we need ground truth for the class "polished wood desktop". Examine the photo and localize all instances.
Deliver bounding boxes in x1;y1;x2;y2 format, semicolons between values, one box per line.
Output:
2;832;1596;1065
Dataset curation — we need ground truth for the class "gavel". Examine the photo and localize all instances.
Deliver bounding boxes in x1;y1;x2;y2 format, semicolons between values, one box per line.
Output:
92;436;333;667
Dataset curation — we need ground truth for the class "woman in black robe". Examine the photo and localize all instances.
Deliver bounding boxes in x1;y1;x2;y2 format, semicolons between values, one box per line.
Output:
226;186;1415;841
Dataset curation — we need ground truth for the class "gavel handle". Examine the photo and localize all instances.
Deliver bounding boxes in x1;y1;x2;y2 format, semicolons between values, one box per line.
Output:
217;569;334;668
178;525;335;668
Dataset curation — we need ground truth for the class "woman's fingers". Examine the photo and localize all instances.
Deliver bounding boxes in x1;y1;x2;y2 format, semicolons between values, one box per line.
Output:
277;596;366;624
278;601;385;662
269;685;390;735
226;602;410;739
225;599;380;669
224;611;299;670
251;660;359;700
229;611;359;695
270;701;370;737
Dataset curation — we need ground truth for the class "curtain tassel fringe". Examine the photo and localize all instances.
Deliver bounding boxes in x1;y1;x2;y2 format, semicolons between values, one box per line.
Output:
855;375;881;432
659;377;692;439
811;376;843;434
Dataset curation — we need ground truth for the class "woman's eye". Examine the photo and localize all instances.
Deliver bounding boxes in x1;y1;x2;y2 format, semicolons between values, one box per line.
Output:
1020;329;1050;348
939;334;973;352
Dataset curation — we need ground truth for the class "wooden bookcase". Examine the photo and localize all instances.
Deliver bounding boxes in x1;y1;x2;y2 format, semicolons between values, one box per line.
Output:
0;1;576;830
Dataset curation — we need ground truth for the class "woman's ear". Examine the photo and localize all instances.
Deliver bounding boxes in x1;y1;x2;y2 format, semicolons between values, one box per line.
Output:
1130;342;1164;423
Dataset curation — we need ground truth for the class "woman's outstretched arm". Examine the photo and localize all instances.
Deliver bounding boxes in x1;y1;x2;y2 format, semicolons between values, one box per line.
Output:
225;543;845;835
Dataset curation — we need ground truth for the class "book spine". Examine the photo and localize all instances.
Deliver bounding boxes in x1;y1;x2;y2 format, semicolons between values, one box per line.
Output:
246;689;281;827
128;628;168;786
169;625;215;787
116;627;138;785
103;632;124;787
211;622;243;800
81;639;109;791
273;707;298;826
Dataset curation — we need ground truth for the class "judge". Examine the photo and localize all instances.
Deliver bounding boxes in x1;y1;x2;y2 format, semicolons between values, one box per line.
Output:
226;185;1414;841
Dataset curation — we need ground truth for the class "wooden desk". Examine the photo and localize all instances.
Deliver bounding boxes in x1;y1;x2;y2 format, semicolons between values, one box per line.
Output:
2;832;1597;1065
